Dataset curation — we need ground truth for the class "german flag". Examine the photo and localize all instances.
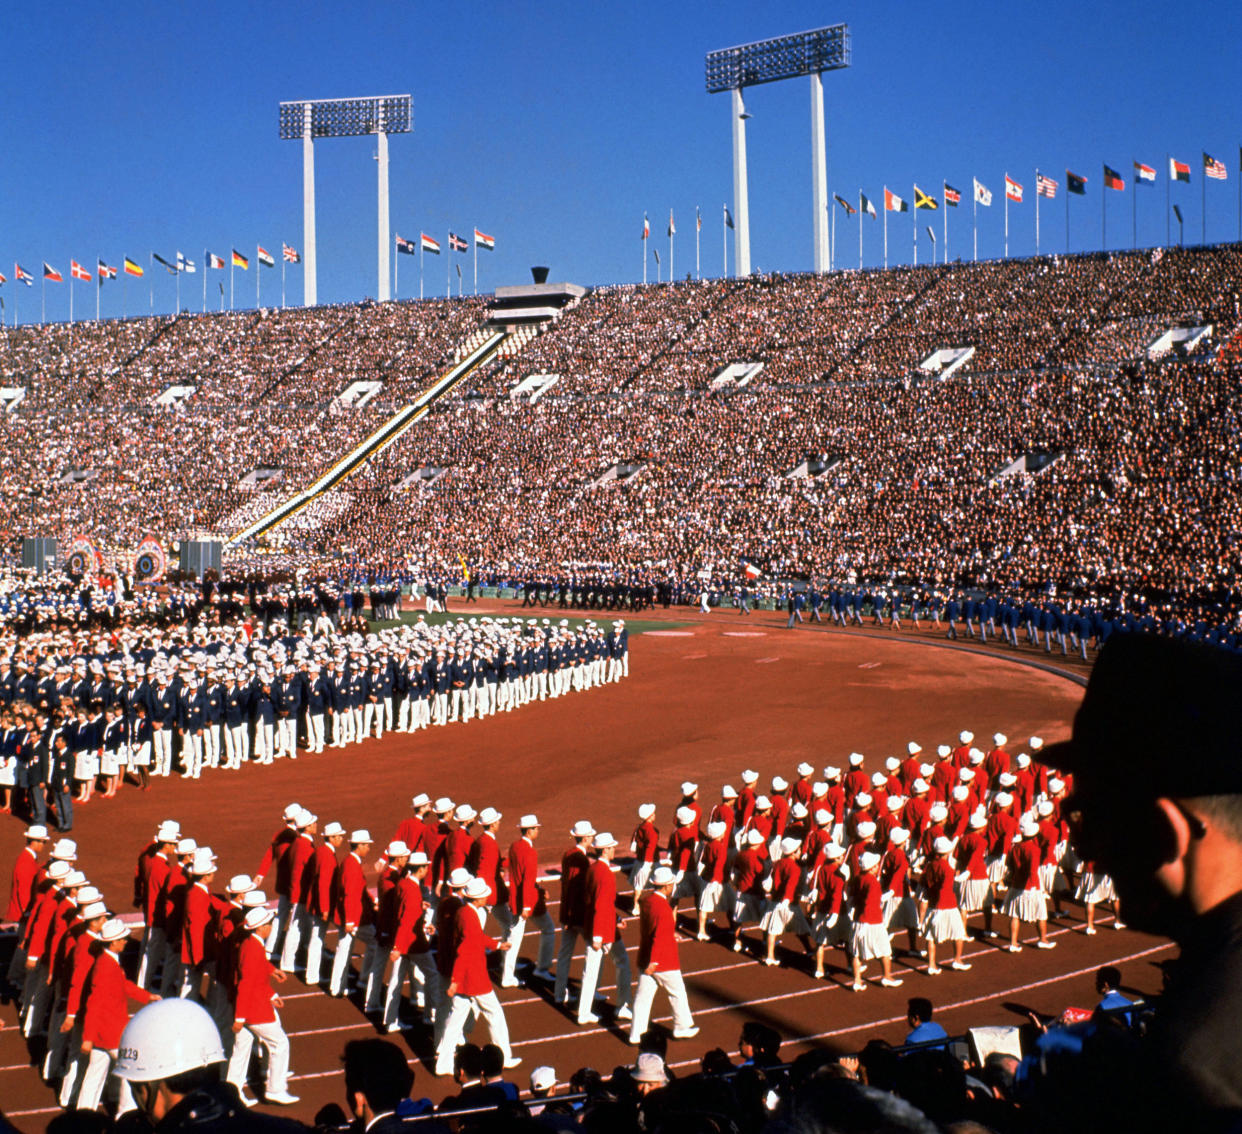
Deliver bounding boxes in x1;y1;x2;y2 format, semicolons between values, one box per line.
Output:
124;257;144;277
232;249;249;269
914;185;939;210
1103;165;1125;191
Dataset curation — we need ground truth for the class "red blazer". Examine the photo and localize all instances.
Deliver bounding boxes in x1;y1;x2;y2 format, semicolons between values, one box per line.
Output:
666;826;697;874
7;847;40;922
82;950;151;1050
376;867;402;942
507;838;540;915
435;894;462;977
65;930;101;1017
233;932;278;1026
255;825;296;885
21;883;59;957
181;882;212;966
769;857;801;903
636;891;679;972
308;844;338;919
393;816;426;855
144;855;171;926
287;835;316;906
698;837;729;885
449;903;499;997
631;820;659;864
391;876;430;956
584;859;620;945
214;906;247;996
559;847;591;928
467;833;507;907
445;828;473;875
332;853;373;929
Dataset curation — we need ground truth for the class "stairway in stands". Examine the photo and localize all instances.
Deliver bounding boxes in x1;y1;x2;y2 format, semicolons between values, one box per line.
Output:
224;327;509;548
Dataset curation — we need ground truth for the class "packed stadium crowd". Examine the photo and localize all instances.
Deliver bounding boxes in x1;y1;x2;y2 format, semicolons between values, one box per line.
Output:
5;725;1132;1130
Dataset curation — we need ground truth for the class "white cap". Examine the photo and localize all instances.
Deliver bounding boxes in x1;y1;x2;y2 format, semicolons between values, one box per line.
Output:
638;803;656;820
227;875;255;895
960;730;974;744
176;838;197;856
411;792;431;808
1048;778;1065;793
51;839;78;861
594;832;618;850
100;919;130;942
675;806;695;826
650;866;677;887
24;824;50;840
998;772;1017;787
242;890;267;908
706;821;727;840
531;1066;557;1092
938;745;952;758
448;868;473;889
771;776;788;792
282;803;302;821
969;748;985;764
791;803;809;820
889;827;910;846
1016;754;1031;769
323;822;346;838
929;803;948;823
81;901;108;920
741;769;759;784
887;796;904;812
780;837;801;856
959;768;976;782
479;807;502;826
1037;800;1055;817
189;849;217;876
77;886;102;904
814;809;831;826
464;878;490;901
155;822;180;842
855;792;872;809
245;906;275;930
912;779;929;794
385;841;410;859
746;829;766;846
434;797;454;814
453;804;477;824
47;861;71;880
885;757;901;772
849;752;865;767
350;830;373;844
995;791;1014;808
993;733;1008;746
754;795;771;811
721;785;738;800
1030;736;1045;750
680;781;698;795
633;1052;669;1085
871;772;887;787
796;762;814;777
860;851;882;871
933;836;954;856
296;808;317;828
826;843;846;859
970;809;988;829
919;763;935;779
570;820;596;839
519;814;540;829
1020;818;1040;838
823;766;841;780
408;851;430;867
907;742;922;756
952;785;970;802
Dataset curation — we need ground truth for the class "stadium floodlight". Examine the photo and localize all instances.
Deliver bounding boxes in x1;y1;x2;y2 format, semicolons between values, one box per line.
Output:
279;95;413;306
705;25;850;276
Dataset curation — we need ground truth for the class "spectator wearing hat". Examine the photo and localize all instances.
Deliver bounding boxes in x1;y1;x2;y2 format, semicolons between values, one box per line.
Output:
1004;820;1055;952
341;1037;422;1133
632;1051;670;1096
851;851;903;991
503;814;555;987
629;803;660;903
761;838;813;966
628;865;698;1044
384;850;436;1036
554;819;596;1007
329;830;380;1006
225;905;299;1106
577;832;633;1025
434;875;520;1077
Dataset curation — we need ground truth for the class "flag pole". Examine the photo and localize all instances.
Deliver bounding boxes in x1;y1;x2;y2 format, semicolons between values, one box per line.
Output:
1102;173;1106;251
1004;174;1009;259
148;254;154;314
830;201;835;272
722;206;727;278
256;244;261;308
473;236;478;296
69;274;73;326
446;235;450;298
912;183;917;266
420;241;424;301
1166;153;1171;247
230;257;234;311
1202;159;1207;245
943;181;948;264
202;252;207;313
283;252;288;308
175;263;180;313
1133;169;1138;249
695;208;701;279
883;187;888;269
97;260;101;322
1035;169;1041;256
41;274;45;325
973;185;977;262
393;239;398;301
1066;178;1070;254
858;192;863;270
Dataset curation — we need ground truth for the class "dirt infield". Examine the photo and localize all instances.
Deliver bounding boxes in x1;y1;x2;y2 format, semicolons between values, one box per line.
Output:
0;606;1169;1128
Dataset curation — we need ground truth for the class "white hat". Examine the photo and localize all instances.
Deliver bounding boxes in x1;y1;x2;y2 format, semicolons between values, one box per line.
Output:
323;821;346;838
48;860;72;881
155;822;180;842
650;865;677;887
993;733;1008;746
960;730;974;744
933;836;954;856
929;803;948;823
754;795;771;811
856;820;877;839
812;782;828;797
889;827;910;846
849;752;865;767
63;870;86;889
176;838;197;856
51;839;78;861
1037;800;1055;817
823;766;841;780
434;797;454;814
227;875;255;895
519;814;540;829
570;820;596;838
885;757;900;773
675;806;695;826
780;837;801;856
242;890;268;908
741;769;759;784
453;804;477;824
77;886;102;905
637;803;656;820
245;906;275;930
871;772;887;787
81;901;108;920
791;803;809;820
970;809;988;829
282;803;302;821
919;763;935;779
296;808;317;828
771;775;788;792
826;842;846;859
680;781;698;795
938;745;952;758
998;772;1017;787
860;851;882;872
1020;818;1040;839
411;792;431;808
350;830;373;844
959;768;976;782
746;829;766;847
855;792;872;809
1048;778;1065;793
995;791;1014;807
464;877;491;901
479;807;502;826
531;1066;557;1092
1030;736;1045;750
100;919;130;943
594;832;618;850
633;1052;669;1085
912;778;929;794
408;851;430;867
907;742;922;756
189;849;217;876
721;785;738;800
1016;754;1031;769
814;809;831;826
952;785;970;802
446;868;472;890
796;762;814;777
385;841;411;858
24;824;49;840
706;821;727;840
969;748;985;764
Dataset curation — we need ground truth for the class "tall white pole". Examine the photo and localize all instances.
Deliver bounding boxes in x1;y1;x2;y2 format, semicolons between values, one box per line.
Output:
722;207;727;278
695;209;701;279
731;87;751;277
810;73;829;274
302;104;317;307
943;182;948;264
669;213;674;283
883;187;888;269
973;190;978;262
376;111;390;303
474;239;478;296
830;202;835;272
858;193;863;269
256;244;261;309
1036;170;1041;255
1004;175;1010;259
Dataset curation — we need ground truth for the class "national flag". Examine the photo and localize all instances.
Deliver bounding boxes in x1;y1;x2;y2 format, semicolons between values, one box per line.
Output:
177;252;196;273
943;183;962;207
696;207;702;232
926;225;936;244
973;179;992;206
724;205;735;229
652;248;660;266
70;260;91;281
420;233;440;255
1134;161;1156;184
231;249;248;269
643;213;650;240
1037;174;1058;199
256;246;276;268
667;210;675;237
1103;165;1124;191
394;235;417;256
283;243;300;263
884;188;908;212
98;260;117;280
448;232;468;253
1173;204;1184;224
474;228;494;250
152;252;177;274
15;263;33;285
1204;152;1227;181
860;193;877;218
1170;158;1191;182
1005;176;1023;203
206;252;226;269
0;270;6;285
1066;170;1087;195
43;262;63;282
834;193;857;215
914;185;938;210
742;560;761;581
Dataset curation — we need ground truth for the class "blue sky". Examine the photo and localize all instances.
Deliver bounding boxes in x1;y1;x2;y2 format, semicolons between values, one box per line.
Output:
2;1;1239;320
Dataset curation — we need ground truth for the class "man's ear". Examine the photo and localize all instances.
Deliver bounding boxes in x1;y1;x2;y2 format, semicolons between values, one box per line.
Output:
349;1087;368;1119
1153;798;1195;868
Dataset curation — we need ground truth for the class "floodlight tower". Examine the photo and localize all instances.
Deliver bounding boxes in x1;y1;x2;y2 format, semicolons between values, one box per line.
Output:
279;94;413;305
705;25;850;276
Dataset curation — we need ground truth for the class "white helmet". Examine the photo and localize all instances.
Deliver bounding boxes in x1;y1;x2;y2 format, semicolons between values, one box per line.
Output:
113;999;225;1082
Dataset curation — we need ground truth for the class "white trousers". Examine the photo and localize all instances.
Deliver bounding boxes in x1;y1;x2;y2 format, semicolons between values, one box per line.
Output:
628;968;694;1042
180;730;203;778
502;911;555;983
280;903;309;972
578;939;632;1023
203;724;221;768
226;1014;291;1097
308;713;325;753
77;1047;136;1114
225;724;247;768
254;722;276;764
330;924;380;1008
153;727;173;776
304;914;330;984
435;990;512;1076
383;949;441;1034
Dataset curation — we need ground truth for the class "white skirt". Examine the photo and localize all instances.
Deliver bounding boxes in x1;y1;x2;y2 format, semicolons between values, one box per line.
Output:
813;909;852;947
1038;863;1066;894
986;855;1007;884
882;893;919;931
922;907;967;943
74;751;99;780
99;748;120;776
0;757;15;787
129;741;152;768
1004;888;1047;923
698;879;729;914
851;920;892;961
733;892;765;925
629;860;654;893
760;900;810;937
956;877;991;913
1075;872;1116;905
